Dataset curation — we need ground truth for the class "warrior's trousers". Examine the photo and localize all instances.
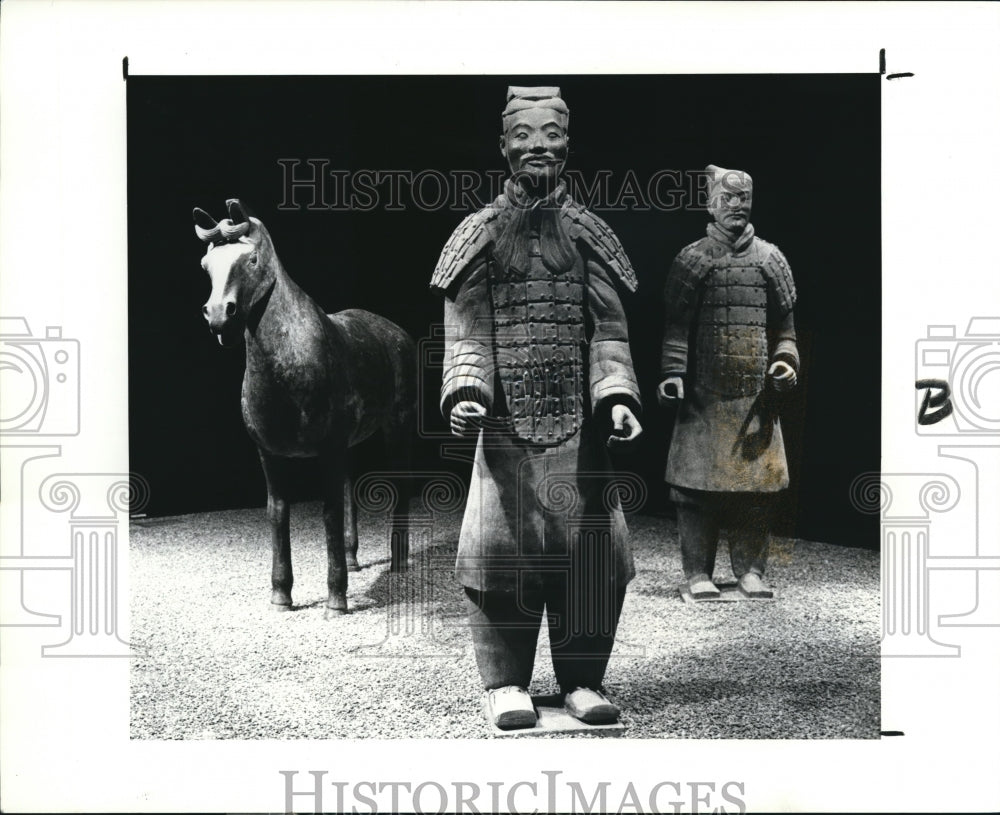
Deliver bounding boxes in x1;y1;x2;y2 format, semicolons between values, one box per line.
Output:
671;488;775;580
464;576;625;692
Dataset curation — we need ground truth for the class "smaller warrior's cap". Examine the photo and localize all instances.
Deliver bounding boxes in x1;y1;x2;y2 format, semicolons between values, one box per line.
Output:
706;164;753;199
502;86;570;132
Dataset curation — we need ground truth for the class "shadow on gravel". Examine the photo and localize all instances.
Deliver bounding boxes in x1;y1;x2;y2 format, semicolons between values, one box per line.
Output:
607;639;880;738
357;538;462;614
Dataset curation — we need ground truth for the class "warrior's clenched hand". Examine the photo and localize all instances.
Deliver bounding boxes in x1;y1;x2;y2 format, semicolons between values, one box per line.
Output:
450;400;487;437
607;404;642;449
768;361;797;392
656;376;685;405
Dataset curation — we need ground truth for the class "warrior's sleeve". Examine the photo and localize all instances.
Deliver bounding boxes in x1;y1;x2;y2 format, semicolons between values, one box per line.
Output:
763;246;800;373
439;258;495;419
586;256;642;415
771;312;800;373
660;247;700;379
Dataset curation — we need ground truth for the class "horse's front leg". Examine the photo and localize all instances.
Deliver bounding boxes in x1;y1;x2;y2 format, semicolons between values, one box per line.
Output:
321;446;350;617
259;450;293;610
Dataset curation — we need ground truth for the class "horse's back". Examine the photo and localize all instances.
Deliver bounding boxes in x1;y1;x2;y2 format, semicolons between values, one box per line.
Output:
326;309;416;428
327;310;415;375
328;309;413;352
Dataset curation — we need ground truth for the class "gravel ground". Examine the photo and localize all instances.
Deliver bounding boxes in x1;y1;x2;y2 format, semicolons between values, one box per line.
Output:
130;501;879;739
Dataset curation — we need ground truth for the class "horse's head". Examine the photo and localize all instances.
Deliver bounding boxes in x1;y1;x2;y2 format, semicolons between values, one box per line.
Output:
193;199;275;347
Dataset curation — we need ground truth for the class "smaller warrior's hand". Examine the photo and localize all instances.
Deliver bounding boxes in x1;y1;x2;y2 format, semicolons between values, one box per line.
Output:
450;400;487;437
768;361;797;392
656;376;685;405
608;404;642;449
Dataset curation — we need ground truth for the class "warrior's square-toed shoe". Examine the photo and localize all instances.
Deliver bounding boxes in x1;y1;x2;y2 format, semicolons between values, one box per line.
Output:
487;686;537;730
564;687;620;724
687;573;721;600
738;572;774;599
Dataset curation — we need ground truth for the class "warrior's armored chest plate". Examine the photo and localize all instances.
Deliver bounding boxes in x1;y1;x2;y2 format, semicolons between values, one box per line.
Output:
695;247;770;397
489;228;586;445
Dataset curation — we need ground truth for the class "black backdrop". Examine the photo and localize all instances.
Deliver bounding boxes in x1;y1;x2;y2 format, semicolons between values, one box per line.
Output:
128;74;880;548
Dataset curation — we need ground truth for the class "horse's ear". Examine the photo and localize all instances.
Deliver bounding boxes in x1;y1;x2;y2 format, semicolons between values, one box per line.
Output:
193;207;220;243
193;207;217;228
226;199;249;224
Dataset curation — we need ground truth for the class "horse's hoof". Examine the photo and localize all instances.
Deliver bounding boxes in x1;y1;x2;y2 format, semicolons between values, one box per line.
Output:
389;561;410;573
271;601;293;612
346;558;361;572
323;605;347;620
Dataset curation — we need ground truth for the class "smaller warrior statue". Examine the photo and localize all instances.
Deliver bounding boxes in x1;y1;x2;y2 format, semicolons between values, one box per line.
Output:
658;165;800;600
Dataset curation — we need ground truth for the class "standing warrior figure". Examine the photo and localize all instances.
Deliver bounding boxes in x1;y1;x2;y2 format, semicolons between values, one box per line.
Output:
430;87;643;730
658;165;800;601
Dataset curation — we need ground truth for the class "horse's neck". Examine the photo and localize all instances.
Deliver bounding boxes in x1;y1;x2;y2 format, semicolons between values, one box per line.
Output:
245;266;341;364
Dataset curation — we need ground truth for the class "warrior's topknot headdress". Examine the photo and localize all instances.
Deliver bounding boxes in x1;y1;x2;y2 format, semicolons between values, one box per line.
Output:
705;164;753;202
502;86;570;133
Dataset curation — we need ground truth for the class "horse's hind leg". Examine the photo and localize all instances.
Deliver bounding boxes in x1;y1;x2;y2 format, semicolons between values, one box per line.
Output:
344;471;360;572
321;446;350;617
259;450;293;610
384;418;414;573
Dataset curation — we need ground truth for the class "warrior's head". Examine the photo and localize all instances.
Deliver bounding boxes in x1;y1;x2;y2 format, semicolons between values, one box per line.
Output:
706;164;753;233
500;86;569;194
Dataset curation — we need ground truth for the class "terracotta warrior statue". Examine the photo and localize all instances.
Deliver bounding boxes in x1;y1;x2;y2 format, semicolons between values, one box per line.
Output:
658;165;799;601
430;87;642;729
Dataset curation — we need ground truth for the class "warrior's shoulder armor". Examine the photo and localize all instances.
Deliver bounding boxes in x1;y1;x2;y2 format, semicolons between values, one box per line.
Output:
430;198;508;293
756;238;797;316
560;199;638;293
664;238;715;318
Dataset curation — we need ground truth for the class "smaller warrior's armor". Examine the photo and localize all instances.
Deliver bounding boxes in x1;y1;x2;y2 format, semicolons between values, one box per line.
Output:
662;224;798;492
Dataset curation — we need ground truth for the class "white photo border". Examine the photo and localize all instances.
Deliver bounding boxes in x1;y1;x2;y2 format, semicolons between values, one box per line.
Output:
2;2;999;812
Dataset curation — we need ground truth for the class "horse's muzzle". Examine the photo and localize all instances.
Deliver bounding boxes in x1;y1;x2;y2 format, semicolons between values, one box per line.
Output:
211;323;243;348
203;300;241;346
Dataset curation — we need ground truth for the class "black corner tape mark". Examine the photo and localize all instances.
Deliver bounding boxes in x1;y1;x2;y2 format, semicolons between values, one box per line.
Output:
880;730;905;737
123;56;129;81
881;49;914;80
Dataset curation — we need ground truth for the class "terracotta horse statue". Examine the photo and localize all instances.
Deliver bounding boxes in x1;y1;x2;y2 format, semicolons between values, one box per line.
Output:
194;199;416;617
